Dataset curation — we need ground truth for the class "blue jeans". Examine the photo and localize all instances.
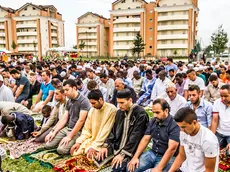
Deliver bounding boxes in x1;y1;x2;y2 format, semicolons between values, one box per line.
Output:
216;132;230;148
134;150;175;172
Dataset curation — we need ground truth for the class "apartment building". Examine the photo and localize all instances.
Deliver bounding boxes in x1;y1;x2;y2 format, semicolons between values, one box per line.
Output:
155;0;198;57
76;0;198;58
76;12;109;57
0;3;65;57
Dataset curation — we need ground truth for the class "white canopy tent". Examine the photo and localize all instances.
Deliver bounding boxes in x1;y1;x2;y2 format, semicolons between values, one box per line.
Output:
46;47;78;53
0;49;12;54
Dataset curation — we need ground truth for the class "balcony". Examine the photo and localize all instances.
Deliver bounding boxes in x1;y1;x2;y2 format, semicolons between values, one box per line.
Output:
78;35;97;40
51;32;57;37
52;40;58;44
158;15;188;21
16;24;36;28
158;25;188;31
82;49;97;52
0;33;5;37
18;47;38;52
113;36;136;41
86;42;97;46
17;32;37;36
157;44;188;49
76;22;100;27
0;40;5;44
17;40;37;44
51;26;57;30
78;28;97;33
157;34;188;40
113;18;140;24
113;45;133;50
113;27;140;33
110;8;145;16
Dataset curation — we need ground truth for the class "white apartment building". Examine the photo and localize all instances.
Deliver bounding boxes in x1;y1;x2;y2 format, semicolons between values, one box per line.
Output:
155;0;198;57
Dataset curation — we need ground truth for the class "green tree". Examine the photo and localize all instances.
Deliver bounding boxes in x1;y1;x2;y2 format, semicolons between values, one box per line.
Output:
73;45;77;49
79;41;85;51
173;50;178;56
211;25;228;55
191;41;201;54
132;32;145;60
11;41;17;52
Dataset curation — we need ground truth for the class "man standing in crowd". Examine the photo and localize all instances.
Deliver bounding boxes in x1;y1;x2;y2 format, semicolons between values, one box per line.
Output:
169;107;219;172
45;79;91;155
10;69;30;103
128;99;180;172
97;89;149;172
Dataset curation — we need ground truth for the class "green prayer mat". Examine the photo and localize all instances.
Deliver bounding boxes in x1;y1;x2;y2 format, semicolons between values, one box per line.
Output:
23;149;71;169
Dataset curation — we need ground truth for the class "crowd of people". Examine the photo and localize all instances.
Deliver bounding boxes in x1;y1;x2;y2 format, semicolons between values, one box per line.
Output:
0;57;230;172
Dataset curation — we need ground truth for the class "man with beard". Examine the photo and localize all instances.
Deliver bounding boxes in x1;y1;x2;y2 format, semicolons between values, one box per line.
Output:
187;85;213;128
211;85;230;152
96;89;149;171
128;99;180;172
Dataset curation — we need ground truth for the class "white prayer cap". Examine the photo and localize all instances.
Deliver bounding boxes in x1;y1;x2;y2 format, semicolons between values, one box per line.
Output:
198;66;204;71
77;65;82;69
95;70;101;74
60;71;66;78
215;65;219;68
166;82;176;89
193;67;199;72
85;64;91;68
97;67;102;71
0;75;3;81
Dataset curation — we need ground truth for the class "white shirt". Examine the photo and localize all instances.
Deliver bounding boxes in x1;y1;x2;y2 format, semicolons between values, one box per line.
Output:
180;125;219;172
127;66;139;79
151;77;171;100
213;98;230;135
184;77;205;90
165;94;187;117
0;84;14;102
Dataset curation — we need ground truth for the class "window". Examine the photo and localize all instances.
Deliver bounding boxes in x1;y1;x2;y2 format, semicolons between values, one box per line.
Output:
22;15;25;16
118;8;121;10
34;29;36;32
128;7;131;9
183;40;185;44
89;27;91;29
149;46;152;49
127;16;129;18
136;6;140;8
150;19;152;22
116;16;119;19
126;33;129;36
173;3;176;5
33;7;36;10
24;8;27;11
126;42;129;45
127;24;129;27
150;10;153;14
171;40;174;44
171;31;174;34
121;0;126;3
150;28;153;31
183;11;187;15
171;12;174;15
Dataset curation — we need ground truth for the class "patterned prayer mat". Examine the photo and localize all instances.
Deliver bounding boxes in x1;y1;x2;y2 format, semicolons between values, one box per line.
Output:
53;155;111;172
0;138;43;159
23;149;71;168
219;148;230;172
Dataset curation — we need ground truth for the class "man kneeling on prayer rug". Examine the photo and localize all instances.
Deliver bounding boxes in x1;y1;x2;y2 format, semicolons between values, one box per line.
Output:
96;89;149;172
70;89;117;158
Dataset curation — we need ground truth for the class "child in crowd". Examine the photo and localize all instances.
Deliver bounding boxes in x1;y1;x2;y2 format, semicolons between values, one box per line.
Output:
1;112;35;140
32;105;52;142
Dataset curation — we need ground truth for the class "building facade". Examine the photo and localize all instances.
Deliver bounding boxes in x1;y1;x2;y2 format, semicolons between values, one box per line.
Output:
76;12;109;57
76;0;198;58
0;3;65;57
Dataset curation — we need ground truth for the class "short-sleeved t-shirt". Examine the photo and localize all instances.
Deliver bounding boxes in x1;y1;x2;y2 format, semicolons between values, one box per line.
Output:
40;82;55;101
180;125;219;172
16;75;30;98
66;92;91;129
184;77;205;90
213;98;230;135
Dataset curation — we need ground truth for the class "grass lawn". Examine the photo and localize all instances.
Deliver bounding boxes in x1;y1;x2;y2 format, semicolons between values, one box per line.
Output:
2;157;54;172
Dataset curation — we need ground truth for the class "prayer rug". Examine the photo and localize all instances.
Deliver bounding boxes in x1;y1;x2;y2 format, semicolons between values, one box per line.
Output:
23;149;71;168
219;148;230;172
53;155;111;172
0;138;43;159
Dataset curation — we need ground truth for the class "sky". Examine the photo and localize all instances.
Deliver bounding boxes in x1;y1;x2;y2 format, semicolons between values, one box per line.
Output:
0;0;230;48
